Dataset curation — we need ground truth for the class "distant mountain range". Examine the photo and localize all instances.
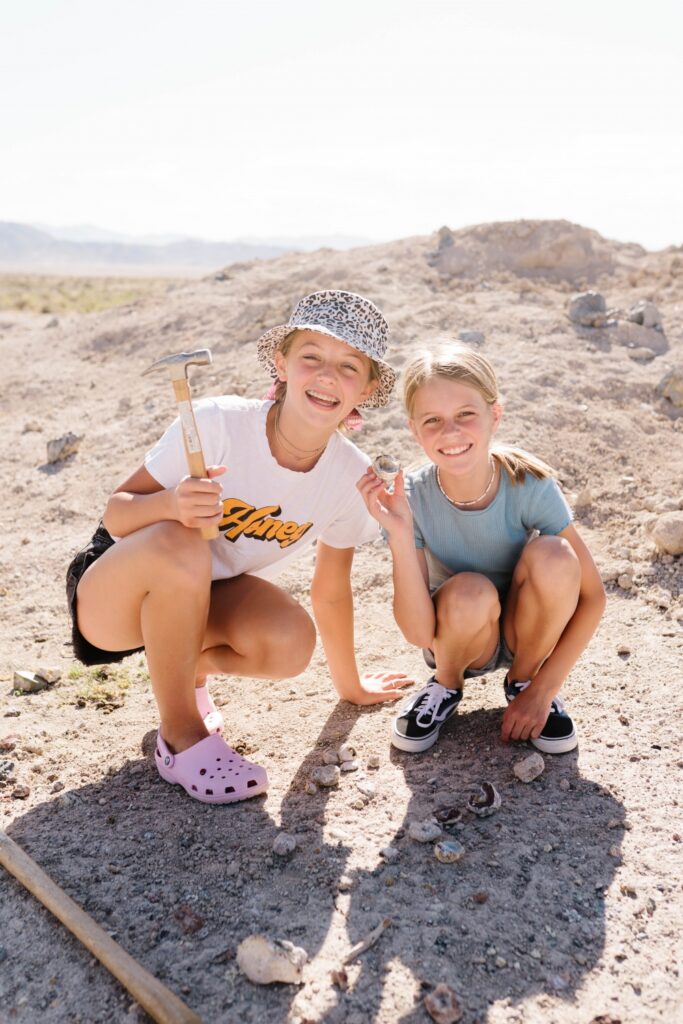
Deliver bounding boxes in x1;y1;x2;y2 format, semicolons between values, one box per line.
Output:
0;222;375;275
0;221;374;276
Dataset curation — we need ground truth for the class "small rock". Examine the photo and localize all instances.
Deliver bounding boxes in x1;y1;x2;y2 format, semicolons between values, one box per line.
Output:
628;300;662;329
0;736;18;753
340;759;359;772
338;744;356;763
12;785;30;800
272;832;297;857
609;845;621;858
559;778;570;792
658;368;683;409
336;875;354;892
495;956;507;968
568;291;606;327
617;573;633;590
50;781;65;793
574;488;593;510
349;798;366;810
627;346;657;362
434;839;465;864
0;760;16;782
173;905;204;935
45;316;59;328
311;765;340;788
513;752;545;783
236;934;307;985
457;330;485;346
13;671;49;694
22;742;43;755
23;420;43;433
471;890;489;904
304;781;318;796
424;981;463;1024
614;321;668;354
366;754;380;769
34;668;62;685
649;512;683;555
380;846;399;863
322;749;339;765
356;780;377;800
46;432;82;465
408;819;443;843
467;782;501;817
616;643;630;656
599;560;632;583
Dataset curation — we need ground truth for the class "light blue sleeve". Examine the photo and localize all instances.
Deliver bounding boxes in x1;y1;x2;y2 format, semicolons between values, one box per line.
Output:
524;476;573;535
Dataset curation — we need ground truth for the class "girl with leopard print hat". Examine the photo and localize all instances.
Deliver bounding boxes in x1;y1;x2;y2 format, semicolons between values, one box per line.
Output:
66;290;413;806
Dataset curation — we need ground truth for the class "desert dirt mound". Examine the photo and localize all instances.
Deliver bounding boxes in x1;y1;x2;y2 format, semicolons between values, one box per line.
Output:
0;220;682;1023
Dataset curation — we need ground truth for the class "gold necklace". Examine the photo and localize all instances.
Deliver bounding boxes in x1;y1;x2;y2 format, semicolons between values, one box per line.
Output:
436;458;497;508
273;404;328;461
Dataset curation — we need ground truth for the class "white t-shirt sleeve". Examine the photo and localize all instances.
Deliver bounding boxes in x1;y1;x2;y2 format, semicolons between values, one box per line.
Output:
144;399;224;488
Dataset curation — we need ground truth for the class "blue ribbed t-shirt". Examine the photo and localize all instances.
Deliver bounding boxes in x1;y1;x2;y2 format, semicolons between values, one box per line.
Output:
404;462;573;595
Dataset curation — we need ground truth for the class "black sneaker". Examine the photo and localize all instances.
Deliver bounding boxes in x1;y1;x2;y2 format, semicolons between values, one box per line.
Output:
504;675;577;753
391;677;463;753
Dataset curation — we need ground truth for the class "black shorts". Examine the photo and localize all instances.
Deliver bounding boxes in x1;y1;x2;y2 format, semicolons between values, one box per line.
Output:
66;523;145;667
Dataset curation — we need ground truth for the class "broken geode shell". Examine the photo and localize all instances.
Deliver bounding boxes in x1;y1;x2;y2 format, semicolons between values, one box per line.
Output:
372;454;401;483
466;782;502;817
434;805;463;829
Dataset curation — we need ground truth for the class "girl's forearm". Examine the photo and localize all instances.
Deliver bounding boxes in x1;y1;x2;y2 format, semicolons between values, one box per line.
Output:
388;538;436;647
103;489;176;537
311;586;364;701
532;591;607;695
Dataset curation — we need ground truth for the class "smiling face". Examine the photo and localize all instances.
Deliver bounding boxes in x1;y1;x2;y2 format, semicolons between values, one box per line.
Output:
273;330;378;426
409;375;502;475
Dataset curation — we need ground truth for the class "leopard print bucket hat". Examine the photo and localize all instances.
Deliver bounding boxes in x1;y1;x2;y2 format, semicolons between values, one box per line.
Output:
256;290;396;409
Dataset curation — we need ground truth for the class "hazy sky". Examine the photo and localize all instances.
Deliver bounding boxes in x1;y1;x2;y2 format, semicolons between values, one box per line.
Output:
2;0;682;249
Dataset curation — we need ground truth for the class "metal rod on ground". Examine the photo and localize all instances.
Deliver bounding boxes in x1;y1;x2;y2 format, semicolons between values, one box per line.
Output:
0;832;202;1024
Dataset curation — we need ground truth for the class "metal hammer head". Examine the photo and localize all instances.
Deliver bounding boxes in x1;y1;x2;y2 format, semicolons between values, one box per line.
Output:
143;348;213;381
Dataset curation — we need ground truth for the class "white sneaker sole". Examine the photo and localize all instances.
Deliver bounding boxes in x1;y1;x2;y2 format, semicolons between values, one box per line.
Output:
530;729;578;754
390;723;443;753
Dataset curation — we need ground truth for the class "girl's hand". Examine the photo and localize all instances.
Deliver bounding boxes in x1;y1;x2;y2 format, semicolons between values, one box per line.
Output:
500;685;552;744
356;468;414;541
352;671;416;705
172;465;226;529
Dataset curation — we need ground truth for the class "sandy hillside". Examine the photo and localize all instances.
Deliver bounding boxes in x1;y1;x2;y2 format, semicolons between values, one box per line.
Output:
0;219;682;1024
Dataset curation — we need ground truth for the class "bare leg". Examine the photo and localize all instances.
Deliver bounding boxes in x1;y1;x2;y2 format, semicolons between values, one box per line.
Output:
76;522;213;753
76;524;316;753
198;574;317;681
503;535;581;681
432;572;501;688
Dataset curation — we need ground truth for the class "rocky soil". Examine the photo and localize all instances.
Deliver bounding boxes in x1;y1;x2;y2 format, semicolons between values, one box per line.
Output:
0;220;682;1023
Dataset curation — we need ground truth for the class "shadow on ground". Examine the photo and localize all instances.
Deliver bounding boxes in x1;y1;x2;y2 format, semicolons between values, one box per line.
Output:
1;703;624;1024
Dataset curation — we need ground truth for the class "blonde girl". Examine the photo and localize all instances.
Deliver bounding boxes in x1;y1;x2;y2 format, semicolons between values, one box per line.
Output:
67;291;412;805
358;342;605;754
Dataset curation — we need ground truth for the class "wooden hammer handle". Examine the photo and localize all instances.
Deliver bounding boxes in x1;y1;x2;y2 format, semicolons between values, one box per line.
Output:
171;379;219;541
0;832;202;1023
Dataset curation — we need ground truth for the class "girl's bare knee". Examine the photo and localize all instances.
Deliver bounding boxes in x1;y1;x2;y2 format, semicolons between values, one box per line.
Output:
436;572;500;628
524;536;580;591
265;606;316;678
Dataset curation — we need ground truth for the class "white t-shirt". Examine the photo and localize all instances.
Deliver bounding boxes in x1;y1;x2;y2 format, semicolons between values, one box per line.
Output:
144;396;379;581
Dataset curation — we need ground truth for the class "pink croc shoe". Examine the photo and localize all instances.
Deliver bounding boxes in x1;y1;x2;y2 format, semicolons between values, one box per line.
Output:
155;732;268;804
195;684;224;735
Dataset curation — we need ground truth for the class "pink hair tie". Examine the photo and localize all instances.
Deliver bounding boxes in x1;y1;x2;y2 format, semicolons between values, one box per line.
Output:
262;381;279;400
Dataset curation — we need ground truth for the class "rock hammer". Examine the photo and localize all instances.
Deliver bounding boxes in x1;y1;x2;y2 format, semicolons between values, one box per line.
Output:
143;349;220;540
